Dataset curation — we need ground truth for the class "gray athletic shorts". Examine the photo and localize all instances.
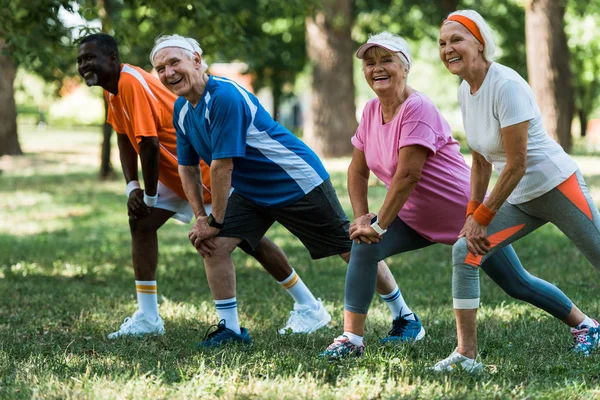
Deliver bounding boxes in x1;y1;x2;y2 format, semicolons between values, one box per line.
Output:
217;179;352;259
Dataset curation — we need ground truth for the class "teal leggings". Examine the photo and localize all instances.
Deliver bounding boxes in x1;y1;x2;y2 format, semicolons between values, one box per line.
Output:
345;217;572;320
452;170;600;313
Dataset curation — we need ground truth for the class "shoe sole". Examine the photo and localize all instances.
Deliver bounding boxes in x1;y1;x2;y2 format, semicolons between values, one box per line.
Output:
381;326;426;344
107;329;165;340
307;312;332;334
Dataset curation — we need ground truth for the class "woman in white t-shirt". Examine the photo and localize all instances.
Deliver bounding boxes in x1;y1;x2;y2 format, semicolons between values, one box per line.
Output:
433;9;600;372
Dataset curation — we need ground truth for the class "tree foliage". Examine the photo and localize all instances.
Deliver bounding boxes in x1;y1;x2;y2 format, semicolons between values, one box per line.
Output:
566;0;600;136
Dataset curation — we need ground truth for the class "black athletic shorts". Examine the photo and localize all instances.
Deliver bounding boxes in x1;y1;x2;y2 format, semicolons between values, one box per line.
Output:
218;179;352;259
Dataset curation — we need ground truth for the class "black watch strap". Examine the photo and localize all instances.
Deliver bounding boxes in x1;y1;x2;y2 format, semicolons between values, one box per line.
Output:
207;213;224;229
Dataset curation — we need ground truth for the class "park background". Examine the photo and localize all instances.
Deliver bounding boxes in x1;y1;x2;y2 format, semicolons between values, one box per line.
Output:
1;0;600;399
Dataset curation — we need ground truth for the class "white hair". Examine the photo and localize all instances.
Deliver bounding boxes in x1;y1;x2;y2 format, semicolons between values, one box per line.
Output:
151;34;209;73
366;31;412;72
446;10;496;61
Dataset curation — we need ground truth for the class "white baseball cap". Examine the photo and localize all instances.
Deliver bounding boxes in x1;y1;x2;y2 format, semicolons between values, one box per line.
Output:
356;38;411;69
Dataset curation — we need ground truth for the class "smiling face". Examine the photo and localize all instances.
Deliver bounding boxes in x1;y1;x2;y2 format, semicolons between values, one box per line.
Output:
77;41;118;88
362;47;408;97
153;47;204;101
439;21;484;77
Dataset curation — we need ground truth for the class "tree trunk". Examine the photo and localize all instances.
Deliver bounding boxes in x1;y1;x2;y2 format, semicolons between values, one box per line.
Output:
525;0;573;153
579;109;588;138
99;96;114;179
98;0;114;179
0;40;22;156
305;0;356;157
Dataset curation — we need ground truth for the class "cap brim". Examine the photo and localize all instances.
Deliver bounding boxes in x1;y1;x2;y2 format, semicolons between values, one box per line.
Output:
356;43;398;59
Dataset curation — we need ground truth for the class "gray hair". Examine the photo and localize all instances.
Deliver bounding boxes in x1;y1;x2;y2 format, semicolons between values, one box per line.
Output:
151;34;209;73
445;10;496;61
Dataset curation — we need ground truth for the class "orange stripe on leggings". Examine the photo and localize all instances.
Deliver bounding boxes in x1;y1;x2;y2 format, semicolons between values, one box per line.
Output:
557;173;593;221
464;223;526;267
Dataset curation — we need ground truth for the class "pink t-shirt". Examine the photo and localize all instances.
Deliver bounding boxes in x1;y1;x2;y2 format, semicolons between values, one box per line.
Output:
351;92;471;245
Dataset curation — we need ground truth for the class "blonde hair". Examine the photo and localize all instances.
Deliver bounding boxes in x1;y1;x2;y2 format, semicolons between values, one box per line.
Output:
152;34;209;73
444;10;496;61
364;31;411;71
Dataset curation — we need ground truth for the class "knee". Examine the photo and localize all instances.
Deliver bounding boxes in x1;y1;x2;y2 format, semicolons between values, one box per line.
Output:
452;237;470;265
349;242;381;264
205;238;238;261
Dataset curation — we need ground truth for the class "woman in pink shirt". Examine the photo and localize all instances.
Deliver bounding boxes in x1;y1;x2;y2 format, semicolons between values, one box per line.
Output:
319;32;591;367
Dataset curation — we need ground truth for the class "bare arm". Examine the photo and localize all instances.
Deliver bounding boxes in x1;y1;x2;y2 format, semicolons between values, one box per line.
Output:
208;158;234;223
138;136;160;197
347;147;370;218
469;150;492;203
178;164;207;218
117;133;139;183
484;121;528;211
376;145;428;229
349;145;428;242
461;121;528;255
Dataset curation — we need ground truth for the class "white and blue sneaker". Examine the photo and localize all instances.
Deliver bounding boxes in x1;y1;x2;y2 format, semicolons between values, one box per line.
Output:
381;312;426;343
431;348;483;374
107;311;165;339
278;299;331;334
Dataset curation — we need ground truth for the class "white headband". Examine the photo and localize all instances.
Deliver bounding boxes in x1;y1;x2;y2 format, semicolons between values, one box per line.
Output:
150;39;197;66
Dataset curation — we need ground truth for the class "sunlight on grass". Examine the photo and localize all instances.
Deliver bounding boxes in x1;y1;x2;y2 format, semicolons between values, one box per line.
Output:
2;127;600;399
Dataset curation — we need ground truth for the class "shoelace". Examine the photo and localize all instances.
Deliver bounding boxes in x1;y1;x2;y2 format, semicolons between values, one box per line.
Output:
202;319;228;341
119;316;136;330
285;309;311;330
388;313;413;337
326;336;350;351
436;352;465;368
571;326;593;345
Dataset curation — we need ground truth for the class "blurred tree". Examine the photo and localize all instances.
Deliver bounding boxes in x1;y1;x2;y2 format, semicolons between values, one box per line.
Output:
76;0;311;175
526;0;573;152
0;0;75;156
238;1;310;122
354;0;527;77
305;0;357;157
567;0;600;137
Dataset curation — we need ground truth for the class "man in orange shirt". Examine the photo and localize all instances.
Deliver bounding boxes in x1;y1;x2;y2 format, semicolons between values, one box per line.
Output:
77;33;331;339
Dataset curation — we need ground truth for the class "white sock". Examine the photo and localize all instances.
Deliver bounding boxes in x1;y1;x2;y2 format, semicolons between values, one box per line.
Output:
574;315;597;330
135;280;159;320
380;286;414;320
343;331;364;347
279;269;319;309
215;298;241;334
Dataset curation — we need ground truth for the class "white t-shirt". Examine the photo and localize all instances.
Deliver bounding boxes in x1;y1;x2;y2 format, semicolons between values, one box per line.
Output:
458;62;577;204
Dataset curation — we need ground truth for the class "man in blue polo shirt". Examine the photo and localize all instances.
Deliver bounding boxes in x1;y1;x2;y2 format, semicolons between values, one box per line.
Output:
151;34;404;347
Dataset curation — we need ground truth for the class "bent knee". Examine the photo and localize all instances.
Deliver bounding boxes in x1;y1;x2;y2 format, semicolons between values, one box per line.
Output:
452;237;470;265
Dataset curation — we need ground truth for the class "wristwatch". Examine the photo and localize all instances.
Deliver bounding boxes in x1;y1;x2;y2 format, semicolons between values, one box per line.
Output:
370;215;387;235
207;213;224;229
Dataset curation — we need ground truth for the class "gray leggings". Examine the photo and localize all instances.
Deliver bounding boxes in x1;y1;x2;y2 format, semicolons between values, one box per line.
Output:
453;170;600;315
346;216;573;320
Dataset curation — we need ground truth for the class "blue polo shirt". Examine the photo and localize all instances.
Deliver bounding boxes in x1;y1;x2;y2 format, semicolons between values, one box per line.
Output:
173;75;329;208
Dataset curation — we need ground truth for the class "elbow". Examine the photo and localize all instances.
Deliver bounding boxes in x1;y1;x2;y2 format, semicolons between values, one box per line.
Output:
211;158;234;174
506;159;526;179
395;168;422;188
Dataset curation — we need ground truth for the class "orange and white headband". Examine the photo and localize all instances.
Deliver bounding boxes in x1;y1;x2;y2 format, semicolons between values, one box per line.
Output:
442;15;485;45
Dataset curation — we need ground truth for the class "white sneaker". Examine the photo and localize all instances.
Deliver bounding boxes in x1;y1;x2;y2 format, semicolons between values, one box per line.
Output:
278;299;331;334
107;311;165;339
430;348;483;374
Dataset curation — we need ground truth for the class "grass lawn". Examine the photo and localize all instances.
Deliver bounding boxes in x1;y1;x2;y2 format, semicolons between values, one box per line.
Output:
1;125;600;399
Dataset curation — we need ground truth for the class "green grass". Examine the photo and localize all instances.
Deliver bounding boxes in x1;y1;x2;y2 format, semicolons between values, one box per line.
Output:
1;126;600;399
